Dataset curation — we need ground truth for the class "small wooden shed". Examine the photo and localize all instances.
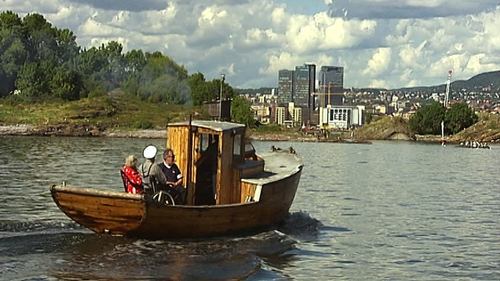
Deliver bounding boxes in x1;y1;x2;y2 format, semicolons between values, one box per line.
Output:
167;120;252;206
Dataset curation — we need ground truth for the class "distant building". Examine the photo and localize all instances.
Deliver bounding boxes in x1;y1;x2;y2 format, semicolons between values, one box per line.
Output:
288;102;302;127
277;64;317;125
317;66;344;107
278;70;294;105
316;92;345;108
304;63;316;123
319;66;343;91
275;106;287;125
251;104;271;124
293;65;309;107
319;105;365;129
374;104;387;114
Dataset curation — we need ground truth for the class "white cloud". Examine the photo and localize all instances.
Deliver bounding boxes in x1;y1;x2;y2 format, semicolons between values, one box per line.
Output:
327;0;499;19
399;40;427;66
368;79;389;89
271;7;286;25
364;48;392;76
260;52;304;75
2;0;500;89
285;12;377;54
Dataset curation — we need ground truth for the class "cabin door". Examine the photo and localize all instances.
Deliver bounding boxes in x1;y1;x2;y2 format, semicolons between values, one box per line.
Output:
194;133;219;205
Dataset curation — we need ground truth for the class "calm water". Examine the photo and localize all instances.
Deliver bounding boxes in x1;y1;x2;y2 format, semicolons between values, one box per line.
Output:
0;136;499;280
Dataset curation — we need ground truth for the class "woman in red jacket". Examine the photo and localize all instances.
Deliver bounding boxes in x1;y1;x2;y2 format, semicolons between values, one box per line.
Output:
122;155;143;194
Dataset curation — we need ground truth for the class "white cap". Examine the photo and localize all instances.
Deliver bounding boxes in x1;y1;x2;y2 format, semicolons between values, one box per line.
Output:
143;145;157;159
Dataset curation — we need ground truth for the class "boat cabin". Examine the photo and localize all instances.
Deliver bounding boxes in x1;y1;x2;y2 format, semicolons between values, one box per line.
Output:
167;120;264;206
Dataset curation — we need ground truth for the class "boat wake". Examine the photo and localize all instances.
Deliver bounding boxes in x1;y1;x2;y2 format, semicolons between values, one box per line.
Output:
278;211;323;240
0;220;83;236
0;214;320;280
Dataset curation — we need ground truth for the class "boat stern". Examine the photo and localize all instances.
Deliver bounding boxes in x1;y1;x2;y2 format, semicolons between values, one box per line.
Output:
51;185;146;235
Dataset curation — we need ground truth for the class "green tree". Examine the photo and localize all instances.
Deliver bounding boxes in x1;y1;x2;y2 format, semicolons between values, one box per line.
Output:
128;51;190;103
124;49;146;75
187;72;210;105
15;61;52;100
144;51;187;80
22;13;58;62
77;47;107;76
409;101;445;134
445;103;478;134
0;11;27;96
104;41;124;85
55;28;79;64
0;11;23;30
138;74;190;104
365;112;373;124
50;66;83;100
231;95;255;127
121;49;146;96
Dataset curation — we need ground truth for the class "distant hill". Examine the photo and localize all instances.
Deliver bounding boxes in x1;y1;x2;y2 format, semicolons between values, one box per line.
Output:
236;70;500;95
396;70;500;92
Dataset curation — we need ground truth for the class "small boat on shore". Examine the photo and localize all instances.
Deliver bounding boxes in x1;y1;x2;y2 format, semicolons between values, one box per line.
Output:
456;141;491;149
315;138;372;144
51;120;303;239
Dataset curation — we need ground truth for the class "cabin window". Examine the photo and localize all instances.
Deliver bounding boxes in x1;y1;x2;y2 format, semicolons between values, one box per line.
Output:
233;134;242;160
199;134;219;153
244;141;257;160
200;134;209;152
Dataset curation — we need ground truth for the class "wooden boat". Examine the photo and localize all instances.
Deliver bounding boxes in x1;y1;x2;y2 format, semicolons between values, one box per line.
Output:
51;120;303;239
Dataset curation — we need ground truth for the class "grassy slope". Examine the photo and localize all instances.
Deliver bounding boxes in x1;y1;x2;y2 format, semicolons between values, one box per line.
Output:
354;116;413;140
0;92;200;130
355;114;500;142
449;113;500;142
1;94;498;142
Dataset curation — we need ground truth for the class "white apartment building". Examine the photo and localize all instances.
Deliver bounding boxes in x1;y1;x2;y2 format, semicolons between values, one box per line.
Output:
319;105;365;129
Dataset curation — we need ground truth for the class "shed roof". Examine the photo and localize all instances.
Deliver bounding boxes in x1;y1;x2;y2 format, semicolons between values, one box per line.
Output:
168;120;245;132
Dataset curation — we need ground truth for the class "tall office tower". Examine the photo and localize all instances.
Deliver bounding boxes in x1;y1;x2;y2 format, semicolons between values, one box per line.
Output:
293;65;310;107
305;63;316;108
318;66;344;106
278;69;294;105
319;66;343;90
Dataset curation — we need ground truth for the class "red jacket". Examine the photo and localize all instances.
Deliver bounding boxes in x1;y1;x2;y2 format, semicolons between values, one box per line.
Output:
122;166;143;194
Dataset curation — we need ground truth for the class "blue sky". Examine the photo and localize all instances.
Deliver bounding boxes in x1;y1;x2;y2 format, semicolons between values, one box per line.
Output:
2;0;500;89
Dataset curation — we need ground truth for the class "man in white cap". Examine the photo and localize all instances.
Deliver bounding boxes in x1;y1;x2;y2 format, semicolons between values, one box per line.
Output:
138;145;168;195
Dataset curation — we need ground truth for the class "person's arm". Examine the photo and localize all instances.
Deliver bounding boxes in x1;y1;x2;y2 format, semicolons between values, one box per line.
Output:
173;177;183;187
126;167;143;187
152;165;168;187
172;164;183;187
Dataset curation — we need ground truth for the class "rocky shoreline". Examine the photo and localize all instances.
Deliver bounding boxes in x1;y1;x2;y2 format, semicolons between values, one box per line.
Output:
1;124;498;144
0;124;166;139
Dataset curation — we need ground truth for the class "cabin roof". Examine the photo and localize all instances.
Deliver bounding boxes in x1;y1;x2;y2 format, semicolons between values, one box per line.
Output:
168;120;245;132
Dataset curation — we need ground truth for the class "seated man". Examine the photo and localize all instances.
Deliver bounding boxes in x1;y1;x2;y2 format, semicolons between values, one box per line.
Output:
158;148;185;204
139;145;168;195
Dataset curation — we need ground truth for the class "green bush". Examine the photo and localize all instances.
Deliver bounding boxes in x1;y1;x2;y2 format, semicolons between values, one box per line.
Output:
409;101;478;135
133;120;153;129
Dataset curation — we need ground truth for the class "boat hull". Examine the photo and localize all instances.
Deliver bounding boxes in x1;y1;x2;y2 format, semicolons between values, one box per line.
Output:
51;165;302;239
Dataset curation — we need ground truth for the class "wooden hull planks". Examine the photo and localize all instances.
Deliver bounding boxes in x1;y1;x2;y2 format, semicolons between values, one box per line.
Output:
50;164;302;239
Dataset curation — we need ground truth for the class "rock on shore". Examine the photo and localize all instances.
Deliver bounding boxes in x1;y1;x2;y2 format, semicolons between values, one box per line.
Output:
0;125;34;135
103;129;166;139
0;124;166;139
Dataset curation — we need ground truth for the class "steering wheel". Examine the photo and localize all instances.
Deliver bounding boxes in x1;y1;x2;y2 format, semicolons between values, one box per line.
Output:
152;191;176;206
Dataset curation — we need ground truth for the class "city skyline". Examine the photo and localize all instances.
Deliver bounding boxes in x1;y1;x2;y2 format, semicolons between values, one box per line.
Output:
3;0;500;89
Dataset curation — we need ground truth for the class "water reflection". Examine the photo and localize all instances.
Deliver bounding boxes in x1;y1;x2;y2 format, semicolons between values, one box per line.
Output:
1;137;499;280
0;230;299;280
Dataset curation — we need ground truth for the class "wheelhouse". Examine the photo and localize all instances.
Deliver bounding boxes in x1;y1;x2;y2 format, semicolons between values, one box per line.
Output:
167;120;263;206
